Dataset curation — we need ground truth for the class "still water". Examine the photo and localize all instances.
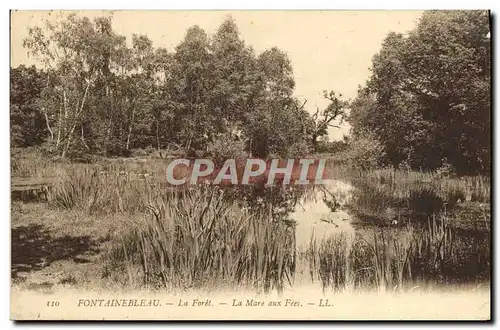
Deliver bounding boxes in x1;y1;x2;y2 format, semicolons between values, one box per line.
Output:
291;179;355;249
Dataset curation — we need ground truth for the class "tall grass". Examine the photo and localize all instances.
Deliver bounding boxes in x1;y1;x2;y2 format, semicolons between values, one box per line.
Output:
308;232;354;292
346;168;490;227
350;168;490;204
106;186;296;293
308;214;490;292
15;157;491;293
47;166;299;292
11;148;66;178
50;167;156;214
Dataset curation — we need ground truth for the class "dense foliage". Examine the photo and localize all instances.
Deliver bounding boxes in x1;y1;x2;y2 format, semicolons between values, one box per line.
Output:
348;10;491;174
11;11;491;176
13;14;346;159
10;65;46;147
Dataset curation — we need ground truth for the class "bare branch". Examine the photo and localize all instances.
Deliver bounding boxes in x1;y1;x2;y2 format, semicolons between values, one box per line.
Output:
312;106;320;121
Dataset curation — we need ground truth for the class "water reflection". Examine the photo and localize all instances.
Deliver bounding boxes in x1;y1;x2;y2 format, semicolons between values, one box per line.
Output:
216;175;490;289
291;180;355;249
223;180;356;250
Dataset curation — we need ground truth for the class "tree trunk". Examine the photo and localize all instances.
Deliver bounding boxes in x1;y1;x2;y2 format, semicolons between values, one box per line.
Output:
56;105;62;148
61;123;77;158
249;137;253;158
156;120;161;151
61;81;91;158
126;106;135;150
43;111;54;142
42;72;54;142
185;137;192;157
312;134;319;153
63;89;68;127
104;116;112;151
81;125;89;150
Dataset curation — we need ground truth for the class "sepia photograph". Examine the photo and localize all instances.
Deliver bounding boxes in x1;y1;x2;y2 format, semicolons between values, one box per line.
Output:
9;9;491;320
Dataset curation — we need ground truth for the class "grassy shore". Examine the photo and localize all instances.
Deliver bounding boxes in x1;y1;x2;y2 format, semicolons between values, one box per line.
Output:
11;152;491;294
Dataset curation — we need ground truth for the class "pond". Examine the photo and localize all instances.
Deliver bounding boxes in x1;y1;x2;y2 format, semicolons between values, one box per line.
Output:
291;179;355;249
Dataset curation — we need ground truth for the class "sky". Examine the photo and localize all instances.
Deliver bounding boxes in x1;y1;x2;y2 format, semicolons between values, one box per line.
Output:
10;10;424;140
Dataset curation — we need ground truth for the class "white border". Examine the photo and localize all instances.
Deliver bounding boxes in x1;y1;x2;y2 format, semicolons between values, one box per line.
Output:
1;1;498;10
2;1;498;329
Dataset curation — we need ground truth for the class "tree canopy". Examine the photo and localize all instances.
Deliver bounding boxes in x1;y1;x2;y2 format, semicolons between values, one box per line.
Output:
348;10;491;174
12;11;491;175
15;14;344;160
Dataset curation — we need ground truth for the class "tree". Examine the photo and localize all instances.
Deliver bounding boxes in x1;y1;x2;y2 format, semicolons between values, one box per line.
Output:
23;13;127;158
168;25;213;155
210;17;259;128
402;10;490;173
10;65;47;147
309;90;348;152
348;10;491;174
17;13;315;160
244;47;309;157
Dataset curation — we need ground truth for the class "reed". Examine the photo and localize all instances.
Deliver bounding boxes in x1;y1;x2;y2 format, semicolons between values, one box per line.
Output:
15;157;490;293
309;214;490;292
107;186;296;292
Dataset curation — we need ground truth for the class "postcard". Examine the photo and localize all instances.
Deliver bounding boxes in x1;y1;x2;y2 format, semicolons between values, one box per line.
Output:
10;9;491;321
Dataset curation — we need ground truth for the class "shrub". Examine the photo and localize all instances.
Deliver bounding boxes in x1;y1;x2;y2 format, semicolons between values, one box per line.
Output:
345;132;386;170
207;131;248;165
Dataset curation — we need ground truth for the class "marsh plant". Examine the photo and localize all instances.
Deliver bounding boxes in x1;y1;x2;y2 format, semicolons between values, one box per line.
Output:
307;214;490;293
107;186;296;293
16;159;490;294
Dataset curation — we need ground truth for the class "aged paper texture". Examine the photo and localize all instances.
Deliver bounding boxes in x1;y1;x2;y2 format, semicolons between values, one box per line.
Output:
10;10;491;321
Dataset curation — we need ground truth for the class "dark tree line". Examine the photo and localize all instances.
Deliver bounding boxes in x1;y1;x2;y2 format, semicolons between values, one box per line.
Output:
11;14;345;160
347;10;491;174
11;11;490;175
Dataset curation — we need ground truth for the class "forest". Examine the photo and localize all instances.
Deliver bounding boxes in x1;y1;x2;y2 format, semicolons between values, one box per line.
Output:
11;11;490;175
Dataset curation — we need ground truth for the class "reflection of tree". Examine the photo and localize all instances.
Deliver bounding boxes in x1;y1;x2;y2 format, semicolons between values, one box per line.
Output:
224;184;312;225
320;187;341;212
